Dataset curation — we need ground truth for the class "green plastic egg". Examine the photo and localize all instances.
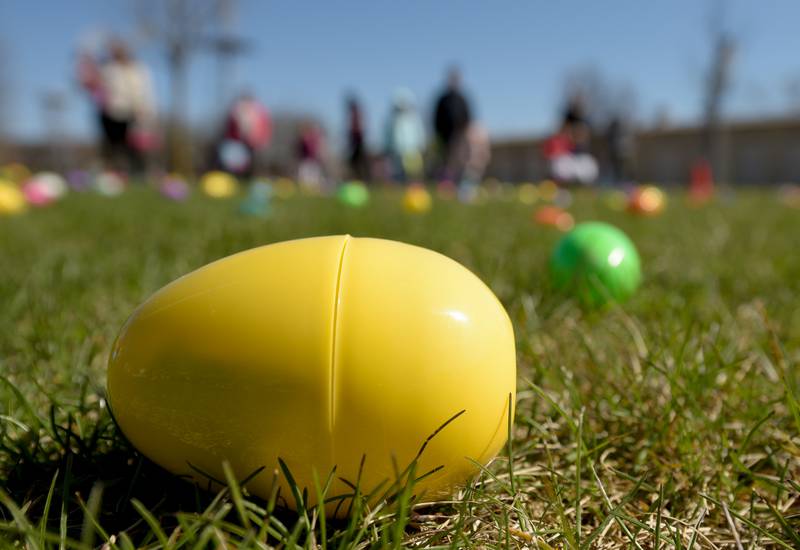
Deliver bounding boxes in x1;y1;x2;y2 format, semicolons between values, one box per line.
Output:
337;181;369;208
550;222;641;307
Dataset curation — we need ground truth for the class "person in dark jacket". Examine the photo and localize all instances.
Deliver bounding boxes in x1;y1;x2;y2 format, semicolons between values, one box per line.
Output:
606;115;634;184
345;94;369;181
562;93;591;153
434;67;472;181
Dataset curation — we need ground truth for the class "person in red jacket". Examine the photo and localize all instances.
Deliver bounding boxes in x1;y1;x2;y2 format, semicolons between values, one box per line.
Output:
220;93;272;178
297;120;326;191
542;94;598;185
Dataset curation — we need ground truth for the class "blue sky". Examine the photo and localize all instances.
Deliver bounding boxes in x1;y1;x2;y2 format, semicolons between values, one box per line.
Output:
2;0;799;146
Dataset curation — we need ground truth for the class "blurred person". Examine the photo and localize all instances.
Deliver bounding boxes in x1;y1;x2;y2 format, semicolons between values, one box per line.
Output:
77;52;104;106
542;94;598;185
296;120;326;191
433;67;472;181
462;122;491;186
79;39;156;176
220;93;272;178
384;88;426;183
606;115;635;184
562;93;591;152
345;94;369;182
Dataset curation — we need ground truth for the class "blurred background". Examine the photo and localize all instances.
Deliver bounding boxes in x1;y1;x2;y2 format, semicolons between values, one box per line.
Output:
1;0;799;186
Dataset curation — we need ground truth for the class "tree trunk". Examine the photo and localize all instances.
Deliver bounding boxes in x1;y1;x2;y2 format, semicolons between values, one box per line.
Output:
168;50;192;175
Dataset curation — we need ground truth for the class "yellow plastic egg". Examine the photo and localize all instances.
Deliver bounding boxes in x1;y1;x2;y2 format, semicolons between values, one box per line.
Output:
201;171;239;198
273;177;297;199
0;179;26;215
108;235;516;514
538;179;559;202
518;182;539;205
402;184;433;213
0;163;31;184
602;189;628;212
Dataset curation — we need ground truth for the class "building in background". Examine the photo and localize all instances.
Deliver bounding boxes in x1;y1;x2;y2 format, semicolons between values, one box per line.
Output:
487;117;800;185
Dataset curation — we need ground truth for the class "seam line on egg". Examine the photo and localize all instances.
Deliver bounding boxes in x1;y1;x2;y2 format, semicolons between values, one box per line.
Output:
330;235;350;434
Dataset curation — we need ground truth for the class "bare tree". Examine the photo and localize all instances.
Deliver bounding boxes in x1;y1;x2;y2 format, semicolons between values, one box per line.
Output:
135;0;222;174
784;76;800;116
701;2;737;181
0;38;10;161
560;66;638;129
40;90;69;171
206;0;252;121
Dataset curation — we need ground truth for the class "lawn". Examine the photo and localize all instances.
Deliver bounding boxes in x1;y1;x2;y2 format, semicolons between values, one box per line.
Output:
1;186;798;548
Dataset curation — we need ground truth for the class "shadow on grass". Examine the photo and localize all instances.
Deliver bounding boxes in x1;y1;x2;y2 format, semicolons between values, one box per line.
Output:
1;398;473;547
2;408;218;540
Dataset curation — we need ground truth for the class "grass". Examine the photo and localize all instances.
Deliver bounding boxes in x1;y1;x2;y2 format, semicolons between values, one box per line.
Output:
0;184;798;548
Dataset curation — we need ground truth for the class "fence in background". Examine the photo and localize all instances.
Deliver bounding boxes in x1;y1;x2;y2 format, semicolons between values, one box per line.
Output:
487;117;800;185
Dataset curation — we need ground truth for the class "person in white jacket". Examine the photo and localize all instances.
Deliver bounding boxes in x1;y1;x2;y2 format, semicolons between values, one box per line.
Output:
384;88;426;183
81;39;156;175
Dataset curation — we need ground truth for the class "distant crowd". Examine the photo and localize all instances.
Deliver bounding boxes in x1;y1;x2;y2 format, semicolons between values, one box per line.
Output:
78;39;636;188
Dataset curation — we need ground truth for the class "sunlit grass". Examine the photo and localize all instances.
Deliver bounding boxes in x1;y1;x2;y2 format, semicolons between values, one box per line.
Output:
1;186;798;548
